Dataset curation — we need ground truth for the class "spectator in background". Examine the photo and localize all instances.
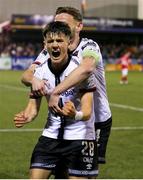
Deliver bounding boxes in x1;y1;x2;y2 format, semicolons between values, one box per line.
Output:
0;30;43;58
116;51;132;84
138;55;143;72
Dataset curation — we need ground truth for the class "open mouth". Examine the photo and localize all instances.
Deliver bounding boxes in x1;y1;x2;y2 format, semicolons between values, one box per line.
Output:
52;51;60;58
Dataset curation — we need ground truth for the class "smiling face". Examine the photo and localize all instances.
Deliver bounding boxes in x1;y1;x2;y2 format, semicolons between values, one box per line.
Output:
44;32;70;67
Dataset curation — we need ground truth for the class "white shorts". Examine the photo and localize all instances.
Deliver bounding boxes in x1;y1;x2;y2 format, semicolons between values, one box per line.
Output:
122;68;128;76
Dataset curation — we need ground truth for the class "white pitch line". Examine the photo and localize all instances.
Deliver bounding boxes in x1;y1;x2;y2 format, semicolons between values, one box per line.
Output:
1;84;143;112
110;103;143;112
0;84;28;92
0;128;42;132
0;127;143;132
112;127;143;130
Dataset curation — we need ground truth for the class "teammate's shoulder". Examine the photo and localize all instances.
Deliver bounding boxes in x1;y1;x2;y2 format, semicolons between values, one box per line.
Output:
34;49;49;64
81;38;98;44
70;56;80;66
36;60;48;68
80;38;99;49
36;49;49;59
41;49;48;56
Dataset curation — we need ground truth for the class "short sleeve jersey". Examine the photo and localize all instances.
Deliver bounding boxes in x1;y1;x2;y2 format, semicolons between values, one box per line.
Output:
34;55;96;140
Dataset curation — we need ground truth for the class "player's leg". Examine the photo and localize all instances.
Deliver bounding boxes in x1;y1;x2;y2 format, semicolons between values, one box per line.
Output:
122;69;128;84
95;117;112;164
67;140;98;179
124;69;128;84
30;136;61;179
120;69;124;84
30;168;51;179
54;158;68;179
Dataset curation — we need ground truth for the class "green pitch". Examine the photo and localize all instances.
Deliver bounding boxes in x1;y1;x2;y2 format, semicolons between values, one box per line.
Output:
0;70;143;179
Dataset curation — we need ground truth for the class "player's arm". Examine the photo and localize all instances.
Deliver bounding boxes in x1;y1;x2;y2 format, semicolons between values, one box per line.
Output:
62;92;93;121
21;64;37;86
14;61;47;128
21;63;47;96
21;46;48;86
21;49;48;96
52;55;98;95
14;97;41;128
62;73;96;121
80;91;93;120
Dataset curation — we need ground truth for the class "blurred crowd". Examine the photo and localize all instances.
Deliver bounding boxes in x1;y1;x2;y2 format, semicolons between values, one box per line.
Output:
0;32;43;58
1;31;143;64
101;43;143;64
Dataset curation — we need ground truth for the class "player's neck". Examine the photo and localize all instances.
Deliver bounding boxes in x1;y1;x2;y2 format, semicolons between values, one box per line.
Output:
50;56;70;74
69;34;80;51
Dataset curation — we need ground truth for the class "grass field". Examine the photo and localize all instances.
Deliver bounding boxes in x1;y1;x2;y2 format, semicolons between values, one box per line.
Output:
0;70;143;179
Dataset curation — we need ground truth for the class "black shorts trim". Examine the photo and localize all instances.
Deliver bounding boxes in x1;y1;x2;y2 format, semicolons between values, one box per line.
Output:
68;169;99;177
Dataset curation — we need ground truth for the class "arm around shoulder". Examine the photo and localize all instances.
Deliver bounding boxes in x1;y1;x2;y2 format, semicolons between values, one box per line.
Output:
21;64;37;86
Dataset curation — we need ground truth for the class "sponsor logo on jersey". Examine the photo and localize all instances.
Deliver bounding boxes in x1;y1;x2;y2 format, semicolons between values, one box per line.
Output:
61;89;76;97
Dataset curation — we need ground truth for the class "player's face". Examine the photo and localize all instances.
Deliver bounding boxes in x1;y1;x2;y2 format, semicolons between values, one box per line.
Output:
45;32;70;66
55;13;82;39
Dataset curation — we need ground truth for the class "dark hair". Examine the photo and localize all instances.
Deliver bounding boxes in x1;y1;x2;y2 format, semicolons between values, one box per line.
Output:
43;21;72;39
55;7;82;22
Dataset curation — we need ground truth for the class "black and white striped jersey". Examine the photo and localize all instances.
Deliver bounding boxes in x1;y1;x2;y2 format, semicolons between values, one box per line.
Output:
34;38;111;123
34;56;96;140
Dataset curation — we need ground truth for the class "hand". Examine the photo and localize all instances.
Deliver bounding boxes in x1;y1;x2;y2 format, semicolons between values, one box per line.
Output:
31;77;47;96
48;93;62;114
14;111;29;128
14;104;38;128
61;101;76;118
44;79;53;95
